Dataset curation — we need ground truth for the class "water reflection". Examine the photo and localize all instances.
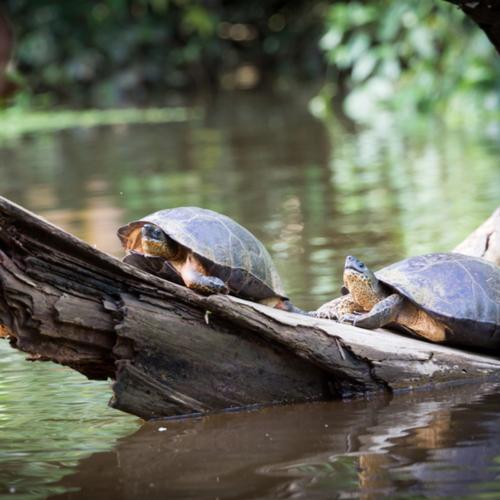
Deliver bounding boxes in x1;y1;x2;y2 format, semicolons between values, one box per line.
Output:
0;92;499;497
51;382;500;499
0;343;139;498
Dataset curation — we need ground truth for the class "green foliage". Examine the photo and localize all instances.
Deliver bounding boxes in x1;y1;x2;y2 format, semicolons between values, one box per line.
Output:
5;0;324;105
319;1;500;122
3;0;500;114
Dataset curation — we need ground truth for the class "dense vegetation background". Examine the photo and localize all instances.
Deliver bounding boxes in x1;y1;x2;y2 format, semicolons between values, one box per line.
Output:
1;0;499;116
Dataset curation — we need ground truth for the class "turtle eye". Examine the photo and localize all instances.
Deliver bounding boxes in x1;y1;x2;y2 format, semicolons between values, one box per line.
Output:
151;227;162;239
353;259;366;272
143;224;163;240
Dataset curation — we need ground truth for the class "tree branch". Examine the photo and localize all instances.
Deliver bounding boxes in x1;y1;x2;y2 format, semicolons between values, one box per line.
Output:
445;0;500;54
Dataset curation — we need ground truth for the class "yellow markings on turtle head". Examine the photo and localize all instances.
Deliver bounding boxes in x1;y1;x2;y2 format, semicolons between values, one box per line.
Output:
344;269;382;311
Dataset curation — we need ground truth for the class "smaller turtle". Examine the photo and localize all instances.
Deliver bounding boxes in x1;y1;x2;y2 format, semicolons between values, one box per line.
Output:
118;207;305;314
315;253;500;349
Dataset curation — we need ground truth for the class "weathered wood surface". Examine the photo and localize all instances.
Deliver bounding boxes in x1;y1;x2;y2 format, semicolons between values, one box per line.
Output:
0;196;499;419
454;207;500;265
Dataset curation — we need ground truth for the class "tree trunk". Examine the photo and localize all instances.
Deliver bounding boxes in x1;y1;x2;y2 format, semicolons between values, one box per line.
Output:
0;196;499;420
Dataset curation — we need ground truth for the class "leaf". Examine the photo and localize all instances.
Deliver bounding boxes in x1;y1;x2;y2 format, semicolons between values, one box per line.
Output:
320;28;343;51
351;52;377;82
345;33;370;65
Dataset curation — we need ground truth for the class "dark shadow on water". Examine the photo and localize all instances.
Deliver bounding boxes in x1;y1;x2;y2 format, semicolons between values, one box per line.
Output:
52;381;500;499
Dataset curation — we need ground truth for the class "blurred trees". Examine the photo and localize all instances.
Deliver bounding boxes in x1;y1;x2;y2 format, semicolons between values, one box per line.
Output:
318;1;500;121
2;0;499;110
5;0;325;105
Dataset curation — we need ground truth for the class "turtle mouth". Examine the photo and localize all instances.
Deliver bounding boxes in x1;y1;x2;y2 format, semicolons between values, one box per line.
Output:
344;263;361;273
344;255;367;273
343;257;367;293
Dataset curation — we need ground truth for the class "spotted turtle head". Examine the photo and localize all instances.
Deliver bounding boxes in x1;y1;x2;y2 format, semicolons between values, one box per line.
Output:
141;224;182;260
343;256;385;310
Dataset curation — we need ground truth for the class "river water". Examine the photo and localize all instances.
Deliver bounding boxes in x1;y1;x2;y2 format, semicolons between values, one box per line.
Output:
0;92;499;498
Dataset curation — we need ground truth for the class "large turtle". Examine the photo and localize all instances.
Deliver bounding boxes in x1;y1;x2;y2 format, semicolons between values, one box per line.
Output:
315;253;500;350
118;206;304;313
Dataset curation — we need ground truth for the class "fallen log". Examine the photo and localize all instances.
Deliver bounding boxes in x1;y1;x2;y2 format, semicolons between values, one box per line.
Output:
454;207;500;265
0;196;499;420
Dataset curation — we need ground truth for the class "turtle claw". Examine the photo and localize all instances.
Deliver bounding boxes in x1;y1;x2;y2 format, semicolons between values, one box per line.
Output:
339;313;360;325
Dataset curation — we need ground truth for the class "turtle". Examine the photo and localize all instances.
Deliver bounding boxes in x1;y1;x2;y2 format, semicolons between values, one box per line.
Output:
315;253;500;350
117;206;304;313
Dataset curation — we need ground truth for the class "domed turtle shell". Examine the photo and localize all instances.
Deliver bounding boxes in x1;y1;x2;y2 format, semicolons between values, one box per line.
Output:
375;252;500;348
118;207;287;301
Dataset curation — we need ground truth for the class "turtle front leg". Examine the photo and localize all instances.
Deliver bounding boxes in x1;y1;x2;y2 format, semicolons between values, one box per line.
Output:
343;293;404;329
314;294;363;320
181;267;229;295
180;256;229;295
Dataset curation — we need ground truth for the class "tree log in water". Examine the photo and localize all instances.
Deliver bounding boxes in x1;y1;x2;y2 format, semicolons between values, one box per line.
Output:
0;196;499;420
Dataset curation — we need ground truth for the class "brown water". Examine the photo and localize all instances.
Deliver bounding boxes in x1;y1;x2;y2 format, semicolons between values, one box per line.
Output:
0;92;499;498
53;382;500;499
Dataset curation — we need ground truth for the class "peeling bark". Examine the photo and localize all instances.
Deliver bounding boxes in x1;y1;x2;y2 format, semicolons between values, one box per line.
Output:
0;196;499;419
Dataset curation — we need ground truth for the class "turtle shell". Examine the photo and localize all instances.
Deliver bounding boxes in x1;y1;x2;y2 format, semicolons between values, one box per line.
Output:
117;207;287;301
376;252;500;349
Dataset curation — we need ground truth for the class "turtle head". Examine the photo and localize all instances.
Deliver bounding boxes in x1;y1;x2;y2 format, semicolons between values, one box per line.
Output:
141;224;182;260
343;256;385;310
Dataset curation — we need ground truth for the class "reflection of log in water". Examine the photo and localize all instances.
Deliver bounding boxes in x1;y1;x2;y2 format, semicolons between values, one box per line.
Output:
0;195;499;419
51;382;500;499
